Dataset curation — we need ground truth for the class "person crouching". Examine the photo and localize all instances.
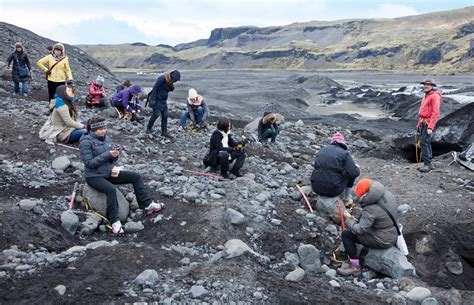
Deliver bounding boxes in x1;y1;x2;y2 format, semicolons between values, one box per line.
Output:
79;116;163;235
258;112;279;143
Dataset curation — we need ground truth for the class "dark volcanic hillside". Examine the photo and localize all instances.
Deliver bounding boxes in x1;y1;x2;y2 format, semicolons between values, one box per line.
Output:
79;7;474;73
0;22;118;97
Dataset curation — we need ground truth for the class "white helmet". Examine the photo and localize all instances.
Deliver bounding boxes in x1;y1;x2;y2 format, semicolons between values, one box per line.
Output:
188;88;198;99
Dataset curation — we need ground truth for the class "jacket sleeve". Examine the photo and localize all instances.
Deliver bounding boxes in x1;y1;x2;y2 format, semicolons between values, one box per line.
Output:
37;55;50;72
89;83;102;97
122;91;133;112
151;77;165;99
345;153;360;179
257;119;263;139
428;95;441;130
6;54;13;68
351;209;376;235
24;54;31;71
79;140;113;169
64;58;73;80
56;106;84;129
201;100;209;121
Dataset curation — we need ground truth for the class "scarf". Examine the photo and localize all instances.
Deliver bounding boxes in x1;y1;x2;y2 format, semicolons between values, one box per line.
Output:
219;130;230;148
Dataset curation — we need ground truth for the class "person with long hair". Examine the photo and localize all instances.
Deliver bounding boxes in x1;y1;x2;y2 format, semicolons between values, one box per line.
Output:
6;42;31;96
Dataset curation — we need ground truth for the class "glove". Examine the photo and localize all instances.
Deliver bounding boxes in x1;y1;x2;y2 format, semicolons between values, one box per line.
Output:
66;80;74;86
427;129;433;135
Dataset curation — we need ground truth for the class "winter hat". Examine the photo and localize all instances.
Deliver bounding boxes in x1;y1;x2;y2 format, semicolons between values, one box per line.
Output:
354;178;372;198
89;120;108;131
420;79;436;87
330;132;346;144
170;70;181;81
96;75;105;85
188;88;198;99
15;42;23;49
129;85;142;94
53;43;65;53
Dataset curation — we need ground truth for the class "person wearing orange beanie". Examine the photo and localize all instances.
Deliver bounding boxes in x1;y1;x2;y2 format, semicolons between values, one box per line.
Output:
337;179;400;276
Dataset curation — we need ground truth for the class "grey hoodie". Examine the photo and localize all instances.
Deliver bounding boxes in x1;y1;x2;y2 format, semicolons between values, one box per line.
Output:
350;181;399;249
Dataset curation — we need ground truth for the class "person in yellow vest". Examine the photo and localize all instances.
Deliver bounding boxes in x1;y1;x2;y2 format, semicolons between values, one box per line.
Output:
37;43;73;105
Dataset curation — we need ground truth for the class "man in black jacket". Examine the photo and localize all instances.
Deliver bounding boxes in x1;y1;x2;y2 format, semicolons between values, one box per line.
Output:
205;118;245;179
311;132;360;201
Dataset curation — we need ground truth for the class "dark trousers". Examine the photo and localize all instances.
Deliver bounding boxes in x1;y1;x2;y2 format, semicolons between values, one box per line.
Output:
217;150;245;175
147;106;168;133
260;128;279;143
47;80;65;101
419;123;433;166
85;171;152;223
341;229;360;259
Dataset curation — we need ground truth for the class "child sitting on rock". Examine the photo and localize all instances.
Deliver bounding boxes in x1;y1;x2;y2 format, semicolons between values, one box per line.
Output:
79;116;163;235
86;75;109;108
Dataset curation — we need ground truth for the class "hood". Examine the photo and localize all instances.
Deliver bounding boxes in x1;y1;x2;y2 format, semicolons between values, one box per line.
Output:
53;43;66;55
358;181;385;206
426;90;443;98
129;85;142;94
188;95;203;105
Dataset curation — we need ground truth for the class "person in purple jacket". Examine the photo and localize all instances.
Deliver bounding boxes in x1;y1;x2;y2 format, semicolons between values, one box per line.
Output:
111;85;144;122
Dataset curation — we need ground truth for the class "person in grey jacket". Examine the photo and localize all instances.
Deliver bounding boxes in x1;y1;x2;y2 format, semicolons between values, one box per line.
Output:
79;116;163;235
337;178;399;276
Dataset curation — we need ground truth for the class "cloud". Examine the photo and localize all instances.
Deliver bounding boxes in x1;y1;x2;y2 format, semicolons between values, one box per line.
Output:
366;4;419;19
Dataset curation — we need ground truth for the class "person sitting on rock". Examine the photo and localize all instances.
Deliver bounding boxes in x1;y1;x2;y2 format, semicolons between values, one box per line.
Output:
178;88;209;131
6;42;32;97
111;85;144;122
204;117;246;179
311;132;360;206
86;75;109;108
115;80;131;94
39;85;87;144
337;178;399;276
257;112;280;143
79;116;164;235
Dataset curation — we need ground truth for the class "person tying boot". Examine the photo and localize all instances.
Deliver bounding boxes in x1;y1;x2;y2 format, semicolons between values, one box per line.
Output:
111;85;144;122
337;178;399;276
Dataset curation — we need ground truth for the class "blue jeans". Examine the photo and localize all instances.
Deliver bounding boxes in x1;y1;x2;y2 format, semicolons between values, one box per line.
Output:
179;106;205;127
260;127;279;142
147;106;168;133
67;128;87;144
14;81;29;95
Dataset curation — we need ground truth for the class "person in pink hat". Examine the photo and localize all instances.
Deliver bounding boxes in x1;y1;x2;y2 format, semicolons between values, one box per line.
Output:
310;132;360;204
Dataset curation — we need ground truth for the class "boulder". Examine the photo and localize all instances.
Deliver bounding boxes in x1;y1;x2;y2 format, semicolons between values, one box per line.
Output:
406;287;432;302
133;269;159;288
82;185;129;222
364;247;415;278
52;156;71;172
297;244;322;272
61;211;79;235
80;213;101;235
434;102;474;147
124;221;144;233
285;268;305;282
189;285;209;298
223;208;246;225
244;118;260;132
19;199;37;211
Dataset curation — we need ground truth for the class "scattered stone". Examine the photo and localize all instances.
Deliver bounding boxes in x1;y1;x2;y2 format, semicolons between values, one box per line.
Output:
133;269;159;288
295;119;305;127
352;139;369;148
180;257;190;265
60;211;79;235
253;291;263;299
325;224;338;235
445;261;463;275
325;269;337;278
80;213;101;235
284;252;300;268
406;287;432;302
223;208;246;225
189;285;209;298
124;221;144;233
54;285;66;296
85;241;114;250
52;156;71;172
271;218;282;226
364;247;415;278
415;236;433;254
421;297;439;305
329;280;340;288
285;268;305;282
19;199;37;211
297;244;321;272
397;204;410;215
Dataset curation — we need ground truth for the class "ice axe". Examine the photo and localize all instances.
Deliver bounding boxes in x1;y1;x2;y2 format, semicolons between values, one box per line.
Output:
296;185;314;213
69;182;78;209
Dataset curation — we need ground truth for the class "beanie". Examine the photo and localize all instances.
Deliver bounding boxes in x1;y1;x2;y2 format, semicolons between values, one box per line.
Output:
188;88;198;99
15;42;23;49
129;85;142;94
331;132;346;144
170;70;181;81
96;75;105;85
354;178;372;198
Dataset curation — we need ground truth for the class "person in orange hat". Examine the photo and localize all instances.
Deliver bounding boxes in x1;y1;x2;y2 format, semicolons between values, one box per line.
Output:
337;178;400;276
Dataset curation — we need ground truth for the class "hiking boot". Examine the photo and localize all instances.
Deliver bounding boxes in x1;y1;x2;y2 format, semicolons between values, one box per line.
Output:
144;202;164;216
231;168;243;177
221;172;230;179
418;165;433;173
131;113;145;123
145;129;153;138
162;132;173;139
177;126;185;132
337;264;362;276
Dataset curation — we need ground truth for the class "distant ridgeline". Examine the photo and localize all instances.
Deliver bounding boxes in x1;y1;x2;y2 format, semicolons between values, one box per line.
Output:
77;7;473;73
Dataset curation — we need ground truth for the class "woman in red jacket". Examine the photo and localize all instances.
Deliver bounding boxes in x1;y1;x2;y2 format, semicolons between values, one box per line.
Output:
86;75;109;108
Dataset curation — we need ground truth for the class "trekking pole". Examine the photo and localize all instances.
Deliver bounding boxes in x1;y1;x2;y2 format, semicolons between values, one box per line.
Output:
185;169;223;180
55;143;80;151
296;185;314;213
337;199;346;231
69;182;78;209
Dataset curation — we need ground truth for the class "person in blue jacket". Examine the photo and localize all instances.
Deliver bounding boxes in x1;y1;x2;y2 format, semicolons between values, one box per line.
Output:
146;70;180;138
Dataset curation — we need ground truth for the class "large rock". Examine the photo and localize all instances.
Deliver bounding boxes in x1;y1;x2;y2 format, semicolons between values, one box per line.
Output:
19;199;37;211
52;156;71;172
80;213;101;235
189;285;209;299
364;247;415;278
285;268;305;282
406;287;432;302
244;118;260;132
223;208;246;225
297;244;322;272
434;102;474;147
133;269;159;288
82;185;129;222
61;211;79;235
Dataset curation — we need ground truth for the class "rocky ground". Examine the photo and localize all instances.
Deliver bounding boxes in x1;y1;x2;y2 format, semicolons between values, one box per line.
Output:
0;71;473;305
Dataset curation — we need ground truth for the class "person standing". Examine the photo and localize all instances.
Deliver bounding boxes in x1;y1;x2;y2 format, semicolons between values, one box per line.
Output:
178;88;209;130
37;43;74;105
417;79;442;173
6;42;31;96
146;70;180;138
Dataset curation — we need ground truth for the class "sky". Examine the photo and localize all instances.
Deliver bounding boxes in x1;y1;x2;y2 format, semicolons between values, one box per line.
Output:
0;0;472;46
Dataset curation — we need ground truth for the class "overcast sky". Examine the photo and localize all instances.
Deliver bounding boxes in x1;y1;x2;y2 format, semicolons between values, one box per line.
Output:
0;0;472;45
